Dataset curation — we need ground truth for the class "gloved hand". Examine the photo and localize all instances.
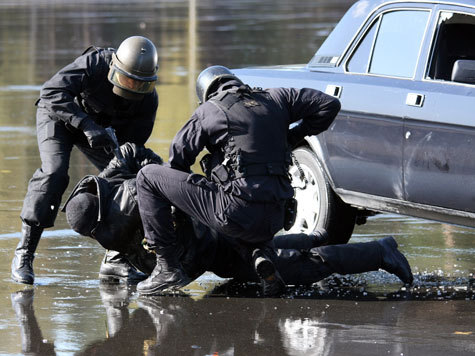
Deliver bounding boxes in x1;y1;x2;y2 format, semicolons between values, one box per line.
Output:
79;118;114;149
287;124;306;149
98;143;164;179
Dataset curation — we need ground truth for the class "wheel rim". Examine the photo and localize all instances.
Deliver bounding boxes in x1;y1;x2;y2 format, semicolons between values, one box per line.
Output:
287;162;321;233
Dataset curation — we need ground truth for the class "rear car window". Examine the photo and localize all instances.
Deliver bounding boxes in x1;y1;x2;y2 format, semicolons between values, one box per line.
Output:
347;10;430;78
427;11;475;83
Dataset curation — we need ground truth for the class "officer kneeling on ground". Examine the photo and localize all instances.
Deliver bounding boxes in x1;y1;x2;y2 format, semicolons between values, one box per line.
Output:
12;36;159;285
135;65;350;296
63;143;414;293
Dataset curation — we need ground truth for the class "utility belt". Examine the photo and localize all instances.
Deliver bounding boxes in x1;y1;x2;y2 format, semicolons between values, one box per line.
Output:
207;160;297;231
209;161;289;186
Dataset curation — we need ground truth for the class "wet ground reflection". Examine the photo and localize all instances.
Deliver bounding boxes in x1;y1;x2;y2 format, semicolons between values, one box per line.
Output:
1;214;474;355
6;276;475;356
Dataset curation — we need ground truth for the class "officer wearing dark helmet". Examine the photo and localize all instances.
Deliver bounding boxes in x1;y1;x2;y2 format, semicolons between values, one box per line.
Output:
11;36;159;285
135;65;341;296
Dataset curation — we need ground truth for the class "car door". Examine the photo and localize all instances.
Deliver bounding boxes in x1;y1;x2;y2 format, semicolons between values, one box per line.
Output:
323;6;431;200
403;6;475;213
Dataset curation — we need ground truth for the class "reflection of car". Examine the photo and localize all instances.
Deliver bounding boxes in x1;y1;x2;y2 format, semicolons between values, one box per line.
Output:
233;0;475;243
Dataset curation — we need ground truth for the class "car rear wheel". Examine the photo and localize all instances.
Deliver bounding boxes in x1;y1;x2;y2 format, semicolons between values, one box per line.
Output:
286;147;356;244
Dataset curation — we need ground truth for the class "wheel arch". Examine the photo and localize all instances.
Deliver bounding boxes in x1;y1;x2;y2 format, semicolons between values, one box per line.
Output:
302;135;337;191
300;135;375;225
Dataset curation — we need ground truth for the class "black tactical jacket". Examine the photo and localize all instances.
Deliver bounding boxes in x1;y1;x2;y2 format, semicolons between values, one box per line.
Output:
36;47;159;146
63;143;162;253
168;81;340;202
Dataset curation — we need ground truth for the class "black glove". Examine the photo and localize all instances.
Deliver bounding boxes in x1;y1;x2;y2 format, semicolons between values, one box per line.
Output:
98;143;164;179
135;145;163;168
287;124;306;149
79;118;114;149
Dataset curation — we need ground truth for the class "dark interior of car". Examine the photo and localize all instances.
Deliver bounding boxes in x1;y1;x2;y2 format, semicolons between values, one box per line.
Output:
429;19;475;82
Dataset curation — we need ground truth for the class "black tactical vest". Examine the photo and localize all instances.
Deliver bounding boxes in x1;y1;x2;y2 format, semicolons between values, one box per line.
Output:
209;86;291;182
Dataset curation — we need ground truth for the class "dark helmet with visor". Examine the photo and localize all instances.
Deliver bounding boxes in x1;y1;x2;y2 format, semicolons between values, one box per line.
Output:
196;65;243;104
108;36;159;100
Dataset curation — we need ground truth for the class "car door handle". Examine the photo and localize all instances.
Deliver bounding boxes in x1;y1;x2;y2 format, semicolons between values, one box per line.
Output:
406;93;425;107
325;84;342;98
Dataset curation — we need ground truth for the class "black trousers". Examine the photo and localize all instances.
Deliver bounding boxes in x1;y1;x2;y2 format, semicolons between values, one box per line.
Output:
136;164;285;251
20;109;112;228
205;232;334;285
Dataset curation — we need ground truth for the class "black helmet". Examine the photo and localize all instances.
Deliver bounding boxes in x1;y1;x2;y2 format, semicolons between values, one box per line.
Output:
196;65;242;103
108;36;159;100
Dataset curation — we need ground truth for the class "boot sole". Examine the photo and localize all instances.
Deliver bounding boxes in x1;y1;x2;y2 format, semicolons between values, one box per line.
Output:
137;277;192;296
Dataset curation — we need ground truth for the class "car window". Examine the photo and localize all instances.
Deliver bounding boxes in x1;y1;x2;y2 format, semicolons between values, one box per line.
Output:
347;18;379;73
427;12;475;83
369;10;429;78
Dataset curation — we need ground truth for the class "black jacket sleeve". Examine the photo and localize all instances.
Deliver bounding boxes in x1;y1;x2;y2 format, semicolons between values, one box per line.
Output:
36;49;108;129
269;88;341;148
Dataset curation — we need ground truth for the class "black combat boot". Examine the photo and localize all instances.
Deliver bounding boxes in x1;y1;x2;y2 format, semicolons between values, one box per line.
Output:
273;227;329;250
313;236;413;285
136;246;191;295
99;250;148;283
252;247;285;297
377;236;414;285
11;223;43;284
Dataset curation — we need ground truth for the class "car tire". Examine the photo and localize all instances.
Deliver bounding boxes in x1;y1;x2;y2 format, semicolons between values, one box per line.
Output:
286;147;356;244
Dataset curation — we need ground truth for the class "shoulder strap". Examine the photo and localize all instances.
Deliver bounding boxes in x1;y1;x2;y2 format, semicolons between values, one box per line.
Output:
81;46;116;56
81;46;99;55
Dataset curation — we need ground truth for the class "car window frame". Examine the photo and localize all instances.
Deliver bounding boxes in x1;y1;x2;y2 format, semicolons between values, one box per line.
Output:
343;6;432;81
346;16;382;74
423;7;475;88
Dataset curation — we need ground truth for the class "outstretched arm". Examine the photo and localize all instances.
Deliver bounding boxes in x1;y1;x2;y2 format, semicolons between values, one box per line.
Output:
99;142;163;179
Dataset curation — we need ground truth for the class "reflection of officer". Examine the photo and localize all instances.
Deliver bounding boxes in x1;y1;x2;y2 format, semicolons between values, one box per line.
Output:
10;290;55;355
136;65;341;296
77;284;156;356
11;36;159;285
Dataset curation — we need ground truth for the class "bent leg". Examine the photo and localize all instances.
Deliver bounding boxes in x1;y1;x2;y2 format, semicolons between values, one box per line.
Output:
311;237;413;284
136;165;202;294
21;114;73;228
276;249;333;285
136;165;219;249
13;114;73;284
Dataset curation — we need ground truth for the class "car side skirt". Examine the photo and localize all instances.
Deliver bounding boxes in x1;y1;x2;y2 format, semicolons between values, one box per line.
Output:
335;188;475;228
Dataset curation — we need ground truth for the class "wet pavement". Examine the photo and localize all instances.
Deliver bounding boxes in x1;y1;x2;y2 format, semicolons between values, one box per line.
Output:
0;0;474;355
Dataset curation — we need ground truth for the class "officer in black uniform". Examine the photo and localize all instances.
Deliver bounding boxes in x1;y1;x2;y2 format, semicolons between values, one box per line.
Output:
135;65;342;296
11;36;159;285
63;142;414;291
